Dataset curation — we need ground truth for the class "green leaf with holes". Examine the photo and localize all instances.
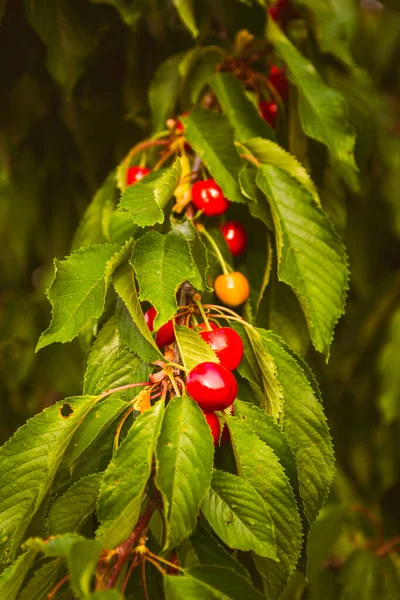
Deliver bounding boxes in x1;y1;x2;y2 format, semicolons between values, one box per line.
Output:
0;395;99;563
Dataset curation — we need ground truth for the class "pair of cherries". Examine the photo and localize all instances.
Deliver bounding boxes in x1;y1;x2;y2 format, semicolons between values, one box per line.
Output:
187;323;243;445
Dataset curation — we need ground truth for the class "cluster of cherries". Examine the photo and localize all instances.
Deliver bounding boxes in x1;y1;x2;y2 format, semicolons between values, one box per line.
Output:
127;146;250;309
143;305;242;445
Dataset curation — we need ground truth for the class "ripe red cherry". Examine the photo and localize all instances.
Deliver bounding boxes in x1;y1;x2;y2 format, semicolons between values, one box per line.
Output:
144;306;175;348
269;0;299;27
259;101;278;129
221;406;234;444
198;321;218;331
268;65;289;101
191;179;230;216
221;221;247;257
186;362;238;411
126;166;151;186
200;327;244;371
203;411;221;445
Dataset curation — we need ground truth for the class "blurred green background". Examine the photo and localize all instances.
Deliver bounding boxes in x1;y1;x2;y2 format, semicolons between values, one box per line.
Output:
0;0;399;595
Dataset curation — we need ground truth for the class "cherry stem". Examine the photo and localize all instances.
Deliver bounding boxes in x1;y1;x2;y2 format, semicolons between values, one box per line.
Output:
100;382;151;400
203;304;243;320
141;559;150;600
376;535;400;557
105;498;158;589
145;555;167;576
146;549;185;573
194;296;213;331
207;313;255;330
121;555;140;595
240;153;260;168
114;404;137;452
167;371;182;397
123;139;169;171
153;149;175;171
167;362;190;373
47;575;70;599
197;224;231;276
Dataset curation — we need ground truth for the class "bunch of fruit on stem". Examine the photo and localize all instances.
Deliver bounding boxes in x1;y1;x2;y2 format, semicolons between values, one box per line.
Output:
143;296;244;445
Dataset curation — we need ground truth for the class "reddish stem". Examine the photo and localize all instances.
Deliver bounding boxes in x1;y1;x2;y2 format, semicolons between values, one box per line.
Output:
104;498;158;589
100;382;151;400
376;535;400;557
47;575;70;599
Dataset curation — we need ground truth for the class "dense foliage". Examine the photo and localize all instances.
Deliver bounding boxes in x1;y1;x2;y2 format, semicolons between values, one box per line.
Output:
0;1;399;598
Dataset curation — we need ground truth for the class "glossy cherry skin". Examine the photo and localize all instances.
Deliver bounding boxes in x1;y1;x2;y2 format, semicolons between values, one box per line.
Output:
191;179;230;216
221;221;247;257
200;327;244;371
186;362;238;411
126;166;151;186
198;321;218;331
259;101;278;129
176;111;190;133
268;65;289;101
214;272;250;307
203;410;221;445
144;306;175;348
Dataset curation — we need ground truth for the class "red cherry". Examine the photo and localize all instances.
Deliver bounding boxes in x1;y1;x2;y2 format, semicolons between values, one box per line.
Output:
144;306;175;348
269;65;289;101
259;101;278;129
198;321;219;331
203;411;221;445
176;111;190;133
186;362;238;411
221;221;247;257
200;328;244;371
269;0;299;28
126;166;151;186
191;179;230;216
167;552;179;575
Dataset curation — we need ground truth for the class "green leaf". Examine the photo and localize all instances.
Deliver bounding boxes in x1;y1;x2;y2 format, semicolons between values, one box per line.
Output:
209;72;275;142
339;550;385;600
201;470;277;558
233;322;283;419
24;0;104;93
155;396;214;549
164;566;264;600
259;330;335;524
47;473;102;535
97;400;164;548
89;592;124;600
84;315;140;395
0;395;99;564
113;263;163;363
25;533;85;557
257;164;349;357
72;171;116;250
296;0;357;67
378;307;400;423
244;137;320;205
56;397;127;488
90;0;143;27
173;219;211;291
175;325;219;371
188;48;224;104
0;550;37;600
184;523;250;579
173;0;199;37
227;415;302;598
36;243;123;351
131;230;196;329
68;538;102;599
306;504;347;579
19;559;62;600
267;19;359;191
119;159;182;228
149;53;184;132
183;108;246;203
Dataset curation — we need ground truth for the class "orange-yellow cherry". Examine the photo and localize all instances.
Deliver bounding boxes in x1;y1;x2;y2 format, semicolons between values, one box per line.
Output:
214;272;250;307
